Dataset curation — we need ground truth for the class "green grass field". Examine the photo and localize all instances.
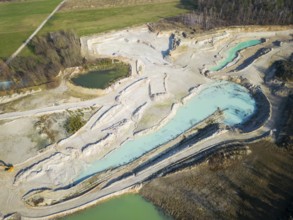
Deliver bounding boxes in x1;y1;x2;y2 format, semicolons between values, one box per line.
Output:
0;0;188;59
0;0;62;58
42;1;188;36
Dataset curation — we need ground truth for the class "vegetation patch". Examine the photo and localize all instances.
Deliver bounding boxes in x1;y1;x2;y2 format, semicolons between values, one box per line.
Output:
271;55;293;147
0;30;83;92
0;1;187;92
148;0;293;32
274;54;293;82
0;0;188;60
140;141;293;219
0;0;62;58
64;112;85;134
61;0;178;11
40;1;189;36
32;107;98;150
207;148;250;171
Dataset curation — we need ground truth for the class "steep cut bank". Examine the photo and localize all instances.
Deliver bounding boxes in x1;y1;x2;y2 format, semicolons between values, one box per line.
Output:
140;140;293;219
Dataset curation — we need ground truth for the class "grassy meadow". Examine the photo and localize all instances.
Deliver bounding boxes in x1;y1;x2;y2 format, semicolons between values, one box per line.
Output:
0;0;188;59
41;1;188;35
0;0;62;58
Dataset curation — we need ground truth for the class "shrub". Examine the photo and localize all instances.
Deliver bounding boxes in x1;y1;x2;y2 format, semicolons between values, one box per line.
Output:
274;57;293;82
64;114;85;134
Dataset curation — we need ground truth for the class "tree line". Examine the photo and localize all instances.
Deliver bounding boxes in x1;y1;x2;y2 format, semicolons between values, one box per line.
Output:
0;30;83;92
177;0;292;29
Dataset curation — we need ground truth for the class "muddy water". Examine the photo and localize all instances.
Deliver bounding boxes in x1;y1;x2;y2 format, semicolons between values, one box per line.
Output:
62;194;171;220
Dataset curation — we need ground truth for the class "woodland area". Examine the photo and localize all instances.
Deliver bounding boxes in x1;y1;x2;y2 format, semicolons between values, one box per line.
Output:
168;0;293;30
0;31;83;92
274;53;293;82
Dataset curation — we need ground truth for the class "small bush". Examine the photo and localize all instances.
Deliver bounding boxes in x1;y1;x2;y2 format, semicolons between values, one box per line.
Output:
64;114;85;134
274;57;293;82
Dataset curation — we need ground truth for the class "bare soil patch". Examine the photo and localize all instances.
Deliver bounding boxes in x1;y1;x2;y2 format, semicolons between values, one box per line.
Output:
141;141;293;220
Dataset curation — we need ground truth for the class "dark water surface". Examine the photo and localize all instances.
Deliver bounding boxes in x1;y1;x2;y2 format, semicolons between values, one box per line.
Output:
71;67;129;89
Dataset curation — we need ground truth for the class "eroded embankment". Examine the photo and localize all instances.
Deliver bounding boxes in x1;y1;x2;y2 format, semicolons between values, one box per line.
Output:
140;140;293;220
21;110;225;207
21;81;270;208
235;82;271;132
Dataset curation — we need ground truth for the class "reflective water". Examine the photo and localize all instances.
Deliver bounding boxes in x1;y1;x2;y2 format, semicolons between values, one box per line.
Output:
210;39;262;71
62;194;170;220
79;81;256;179
71;66;129;89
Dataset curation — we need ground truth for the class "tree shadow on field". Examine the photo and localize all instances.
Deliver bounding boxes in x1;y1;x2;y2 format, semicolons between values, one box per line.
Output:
178;0;197;9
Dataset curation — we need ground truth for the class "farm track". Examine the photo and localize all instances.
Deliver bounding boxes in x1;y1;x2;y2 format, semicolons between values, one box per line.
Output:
6;0;66;64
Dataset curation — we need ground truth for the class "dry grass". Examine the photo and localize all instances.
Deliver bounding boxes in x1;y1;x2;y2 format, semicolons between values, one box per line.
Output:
141;141;293;219
61;0;178;11
41;1;188;36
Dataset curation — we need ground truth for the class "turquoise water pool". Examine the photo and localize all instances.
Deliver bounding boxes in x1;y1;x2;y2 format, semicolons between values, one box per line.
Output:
210;39;262;71
61;194;170;220
78;81;256;179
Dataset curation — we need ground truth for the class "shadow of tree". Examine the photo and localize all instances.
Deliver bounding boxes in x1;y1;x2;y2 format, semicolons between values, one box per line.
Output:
178;0;197;9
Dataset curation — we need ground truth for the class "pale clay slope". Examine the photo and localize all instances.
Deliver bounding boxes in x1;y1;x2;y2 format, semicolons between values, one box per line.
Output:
0;25;292;218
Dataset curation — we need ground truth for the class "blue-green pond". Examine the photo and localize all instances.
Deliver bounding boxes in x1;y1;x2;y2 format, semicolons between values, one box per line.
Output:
210;39;262;71
61;194;170;220
79;81;256;179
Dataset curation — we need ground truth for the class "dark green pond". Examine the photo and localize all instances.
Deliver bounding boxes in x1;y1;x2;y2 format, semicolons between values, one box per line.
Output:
61;194;171;220
71;66;129;89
